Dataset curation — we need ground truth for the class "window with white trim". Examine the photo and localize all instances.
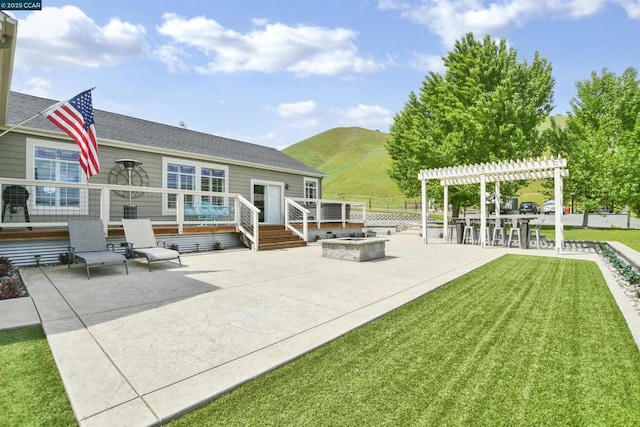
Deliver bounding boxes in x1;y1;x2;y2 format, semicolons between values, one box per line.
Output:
304;177;318;199
200;167;226;205
27;139;86;212
162;158;228;213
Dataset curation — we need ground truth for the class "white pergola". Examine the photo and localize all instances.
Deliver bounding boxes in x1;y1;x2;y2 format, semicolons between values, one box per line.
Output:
418;156;569;254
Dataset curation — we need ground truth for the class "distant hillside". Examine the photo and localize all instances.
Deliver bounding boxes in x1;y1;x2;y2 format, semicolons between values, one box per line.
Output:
284;117;567;203
283;127;402;198
540;114;568;130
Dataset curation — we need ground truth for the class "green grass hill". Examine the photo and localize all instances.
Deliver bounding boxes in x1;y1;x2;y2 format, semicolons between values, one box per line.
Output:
283;117;567;208
283;127;402;199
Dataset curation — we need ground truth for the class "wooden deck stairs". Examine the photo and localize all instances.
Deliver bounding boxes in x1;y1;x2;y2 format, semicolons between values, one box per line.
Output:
257;224;307;251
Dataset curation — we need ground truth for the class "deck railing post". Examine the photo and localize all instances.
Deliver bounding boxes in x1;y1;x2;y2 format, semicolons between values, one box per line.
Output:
341;203;346;228
176;192;184;234
100;187;109;233
235;196;240;225
284;198;310;242
252;209;259;251
303;210;308;242
284;200;290;230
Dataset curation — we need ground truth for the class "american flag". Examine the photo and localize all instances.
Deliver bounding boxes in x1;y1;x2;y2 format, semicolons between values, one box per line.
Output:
43;90;100;179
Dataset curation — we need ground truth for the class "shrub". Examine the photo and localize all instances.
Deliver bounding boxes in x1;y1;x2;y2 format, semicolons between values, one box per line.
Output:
597;243;640;287
0;257;27;300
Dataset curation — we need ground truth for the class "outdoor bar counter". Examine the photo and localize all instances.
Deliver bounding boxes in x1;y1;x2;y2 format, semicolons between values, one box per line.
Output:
452;215;538;248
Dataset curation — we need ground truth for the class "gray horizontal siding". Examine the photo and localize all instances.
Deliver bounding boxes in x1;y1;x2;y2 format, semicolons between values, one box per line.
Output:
0;134;323;222
0;132;27;178
229;164;323;199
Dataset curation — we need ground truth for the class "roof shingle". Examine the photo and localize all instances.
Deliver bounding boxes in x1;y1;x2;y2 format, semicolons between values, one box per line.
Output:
7;92;323;176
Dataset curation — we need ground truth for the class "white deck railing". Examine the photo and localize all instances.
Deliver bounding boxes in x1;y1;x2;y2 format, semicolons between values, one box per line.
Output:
0;179;365;249
0;178;255;240
236;195;260;251
285;198;367;236
284;198;310;241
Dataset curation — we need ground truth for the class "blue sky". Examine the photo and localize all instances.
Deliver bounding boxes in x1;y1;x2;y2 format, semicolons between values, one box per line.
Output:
7;0;640;149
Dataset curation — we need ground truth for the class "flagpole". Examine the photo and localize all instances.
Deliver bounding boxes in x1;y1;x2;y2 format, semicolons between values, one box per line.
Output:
0;112;44;138
0;87;97;139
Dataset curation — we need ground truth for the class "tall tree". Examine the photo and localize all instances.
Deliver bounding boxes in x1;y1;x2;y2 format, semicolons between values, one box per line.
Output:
386;33;554;213
546;67;640;225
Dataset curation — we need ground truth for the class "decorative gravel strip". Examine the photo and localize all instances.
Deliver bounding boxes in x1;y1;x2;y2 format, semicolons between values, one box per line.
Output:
596;243;640;316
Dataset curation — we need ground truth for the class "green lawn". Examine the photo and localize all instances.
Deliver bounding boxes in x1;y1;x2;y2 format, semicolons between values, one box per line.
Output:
542;226;640;252
0;326;75;426
172;255;640;426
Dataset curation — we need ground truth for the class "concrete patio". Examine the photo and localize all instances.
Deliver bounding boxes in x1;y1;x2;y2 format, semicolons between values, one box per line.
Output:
2;232;640;426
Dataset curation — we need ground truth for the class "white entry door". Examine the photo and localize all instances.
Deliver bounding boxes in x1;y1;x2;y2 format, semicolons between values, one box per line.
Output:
252;181;283;223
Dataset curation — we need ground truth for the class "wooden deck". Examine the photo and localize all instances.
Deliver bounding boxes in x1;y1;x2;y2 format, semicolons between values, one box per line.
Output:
0;225;237;242
0;222;364;242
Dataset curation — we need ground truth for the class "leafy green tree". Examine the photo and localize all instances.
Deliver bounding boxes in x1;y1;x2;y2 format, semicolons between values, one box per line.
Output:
386;33;554;214
546;67;640;225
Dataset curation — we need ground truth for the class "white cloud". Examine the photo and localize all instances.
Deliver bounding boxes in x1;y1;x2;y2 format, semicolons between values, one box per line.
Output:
17;77;52;97
15;6;147;69
16;6;147;69
156;13;385;75
403;0;534;47
390;0;610;47
252;17;269;26
153;44;189;74
272;101;320;129
377;0;412;10
617;0;640;18
331;104;393;128
553;0;607;18
274;100;317;117
410;52;445;73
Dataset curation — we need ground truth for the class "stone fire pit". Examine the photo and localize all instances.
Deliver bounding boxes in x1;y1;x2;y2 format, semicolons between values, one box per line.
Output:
321;237;389;262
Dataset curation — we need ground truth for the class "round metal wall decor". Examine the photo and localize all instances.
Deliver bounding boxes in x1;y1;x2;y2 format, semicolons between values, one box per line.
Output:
108;164;149;198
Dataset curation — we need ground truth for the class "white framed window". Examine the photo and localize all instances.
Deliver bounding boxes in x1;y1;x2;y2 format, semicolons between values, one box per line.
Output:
162;157;228;214
26;138;88;214
304;177;318;200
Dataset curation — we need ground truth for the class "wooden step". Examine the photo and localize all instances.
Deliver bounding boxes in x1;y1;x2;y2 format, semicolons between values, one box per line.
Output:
259;224;289;231
255;224;307;251
259;240;308;251
260;228;296;237
259;234;302;244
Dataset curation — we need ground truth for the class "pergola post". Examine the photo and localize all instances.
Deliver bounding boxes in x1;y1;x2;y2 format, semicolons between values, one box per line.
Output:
554;161;564;254
421;178;428;244
442;185;449;240
480;173;487;247
494;182;501;221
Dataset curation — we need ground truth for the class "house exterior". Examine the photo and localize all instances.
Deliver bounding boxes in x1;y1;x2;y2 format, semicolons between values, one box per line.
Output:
2;91;325;225
0;12;365;266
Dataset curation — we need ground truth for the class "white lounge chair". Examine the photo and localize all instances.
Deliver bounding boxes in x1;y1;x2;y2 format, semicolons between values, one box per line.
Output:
68;219;128;279
122;219;182;271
